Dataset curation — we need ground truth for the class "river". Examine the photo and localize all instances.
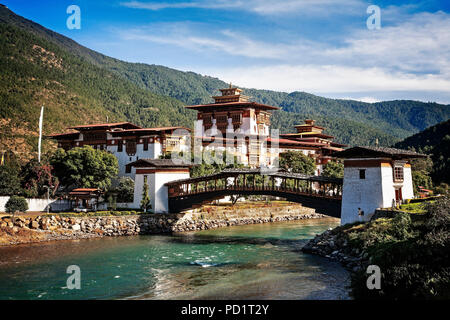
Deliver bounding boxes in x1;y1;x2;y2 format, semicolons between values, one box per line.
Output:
0;218;350;300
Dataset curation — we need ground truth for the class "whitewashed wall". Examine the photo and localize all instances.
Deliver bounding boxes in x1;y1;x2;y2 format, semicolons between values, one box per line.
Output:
341;166;384;225
107;141;162;178
133;171;190;213
402;166;414;200
0;196;71;213
115;202;135;209
341;163;416;225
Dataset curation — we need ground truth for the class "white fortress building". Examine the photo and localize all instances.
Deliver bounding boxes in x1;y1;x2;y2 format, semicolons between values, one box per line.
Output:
49;86;347;178
49;122;191;178
335;146;426;225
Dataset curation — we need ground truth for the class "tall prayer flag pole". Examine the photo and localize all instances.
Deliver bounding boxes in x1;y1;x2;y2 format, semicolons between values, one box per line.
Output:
38;106;44;163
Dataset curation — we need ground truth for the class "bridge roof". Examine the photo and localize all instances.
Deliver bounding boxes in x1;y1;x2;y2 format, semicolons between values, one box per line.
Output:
129;159;192;168
165;168;342;185
333;146;427;159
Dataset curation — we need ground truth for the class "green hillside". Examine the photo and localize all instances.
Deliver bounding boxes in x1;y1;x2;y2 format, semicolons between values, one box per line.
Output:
0;7;195;158
393;119;450;184
0;5;449;158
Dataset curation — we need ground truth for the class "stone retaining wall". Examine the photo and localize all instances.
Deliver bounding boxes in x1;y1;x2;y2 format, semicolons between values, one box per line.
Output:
0;203;330;246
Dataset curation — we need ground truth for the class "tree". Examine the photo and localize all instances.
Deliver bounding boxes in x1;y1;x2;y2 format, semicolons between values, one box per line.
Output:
107;193;117;211
5;196;28;221
50;146;118;190
410;158;433;193
322;161;344;178
20;159;59;198
116;177;134;203
0;165;22;196
190;151;244;178
279;151;316;174
140;178;152;213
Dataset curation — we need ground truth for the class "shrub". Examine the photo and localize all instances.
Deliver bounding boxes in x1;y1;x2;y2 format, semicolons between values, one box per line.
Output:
0;166;22;196
350;197;450;299
5;196;28;214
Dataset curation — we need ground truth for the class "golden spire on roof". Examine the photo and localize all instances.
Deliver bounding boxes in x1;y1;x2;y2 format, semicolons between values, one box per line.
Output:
213;84;249;103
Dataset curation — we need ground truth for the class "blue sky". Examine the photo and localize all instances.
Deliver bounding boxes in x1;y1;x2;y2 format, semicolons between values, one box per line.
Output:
4;0;450;103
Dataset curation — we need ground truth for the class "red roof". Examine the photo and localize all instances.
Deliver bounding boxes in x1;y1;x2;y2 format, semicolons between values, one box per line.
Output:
193;136;326;147
71;188;99;192
267;137;326;147
69;188;102;196
117;126;192;133
294;124;325;130
321;146;344;151
68;122;142;130
280;132;335;139
47;132;79;138
186;101;279;110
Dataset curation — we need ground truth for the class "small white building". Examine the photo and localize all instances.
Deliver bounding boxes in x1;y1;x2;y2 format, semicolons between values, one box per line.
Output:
335;146;426;225
128;159;191;213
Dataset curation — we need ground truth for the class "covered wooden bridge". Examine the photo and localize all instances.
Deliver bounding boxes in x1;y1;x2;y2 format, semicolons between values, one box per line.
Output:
165;169;343;217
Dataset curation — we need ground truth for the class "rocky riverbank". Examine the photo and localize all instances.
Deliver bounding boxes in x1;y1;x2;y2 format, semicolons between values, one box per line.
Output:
301;209;409;272
302;226;369;272
0;203;328;246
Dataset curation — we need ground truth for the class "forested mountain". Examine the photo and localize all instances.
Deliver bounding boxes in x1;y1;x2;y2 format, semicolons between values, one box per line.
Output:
0;6;196;158
0;5;449;159
393;119;450;184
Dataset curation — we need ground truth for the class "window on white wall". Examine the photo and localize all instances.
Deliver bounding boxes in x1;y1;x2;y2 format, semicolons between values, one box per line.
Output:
359;169;366;179
394;166;404;182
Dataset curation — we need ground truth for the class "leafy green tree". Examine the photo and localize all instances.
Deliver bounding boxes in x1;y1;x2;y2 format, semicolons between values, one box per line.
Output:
20;159;58;198
322;161;344;178
5;196;28;222
190;151;244;178
279;151;316;174
50;146;118;190
107;193;117;211
116;177;134;203
434;183;449;196
0;165;22;196
409;157;433;193
140;178;151;213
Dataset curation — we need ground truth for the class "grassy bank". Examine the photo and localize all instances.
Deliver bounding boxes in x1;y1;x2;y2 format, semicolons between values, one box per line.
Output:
337;197;449;299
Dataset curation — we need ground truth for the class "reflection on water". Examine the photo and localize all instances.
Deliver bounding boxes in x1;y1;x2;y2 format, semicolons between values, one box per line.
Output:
0;218;350;300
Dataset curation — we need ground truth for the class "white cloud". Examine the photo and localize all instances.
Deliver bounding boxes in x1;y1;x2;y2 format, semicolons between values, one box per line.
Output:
115;10;450;100
119;11;450;75
338;96;381;103
326;11;450;75
120;0;240;11
120;0;365;16
199;64;450;94
118;26;309;59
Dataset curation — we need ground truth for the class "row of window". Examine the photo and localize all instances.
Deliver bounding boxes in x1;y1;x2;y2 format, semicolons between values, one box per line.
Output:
116;140;150;153
358;167;404;181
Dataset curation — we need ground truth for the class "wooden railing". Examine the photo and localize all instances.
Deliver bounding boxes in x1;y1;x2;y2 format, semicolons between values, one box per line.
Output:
166;170;342;200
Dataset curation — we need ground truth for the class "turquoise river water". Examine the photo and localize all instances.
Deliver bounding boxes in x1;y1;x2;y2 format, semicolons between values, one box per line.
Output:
0;218;350;300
